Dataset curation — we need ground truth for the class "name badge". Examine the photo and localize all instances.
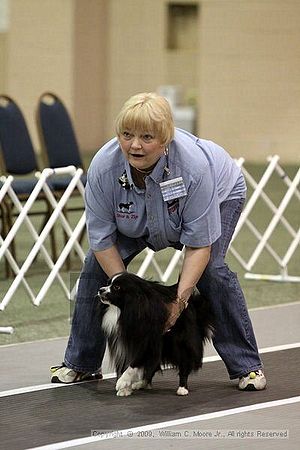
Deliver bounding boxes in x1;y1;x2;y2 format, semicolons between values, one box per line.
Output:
159;177;187;202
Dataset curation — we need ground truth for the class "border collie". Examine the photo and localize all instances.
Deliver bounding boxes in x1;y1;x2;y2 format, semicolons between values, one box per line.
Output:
98;272;213;396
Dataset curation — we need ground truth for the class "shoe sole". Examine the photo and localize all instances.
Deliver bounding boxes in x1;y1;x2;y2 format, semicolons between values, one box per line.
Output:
239;383;267;391
51;373;103;384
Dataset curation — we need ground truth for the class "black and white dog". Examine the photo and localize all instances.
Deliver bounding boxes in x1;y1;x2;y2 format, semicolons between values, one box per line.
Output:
98;272;213;396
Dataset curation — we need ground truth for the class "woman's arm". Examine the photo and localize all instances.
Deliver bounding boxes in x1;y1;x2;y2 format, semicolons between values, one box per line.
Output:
94;245;125;278
177;245;211;303
165;245;211;331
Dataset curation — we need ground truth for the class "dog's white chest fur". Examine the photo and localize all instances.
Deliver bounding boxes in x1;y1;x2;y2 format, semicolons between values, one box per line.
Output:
102;305;120;336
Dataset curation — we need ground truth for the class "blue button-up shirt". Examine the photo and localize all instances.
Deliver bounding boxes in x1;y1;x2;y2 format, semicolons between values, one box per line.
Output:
85;128;246;259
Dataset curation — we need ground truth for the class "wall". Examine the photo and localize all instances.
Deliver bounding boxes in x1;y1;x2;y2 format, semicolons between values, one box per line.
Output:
5;0;74;151
2;0;300;163
105;0;200;139
0;32;7;91
105;0;166;138
73;0;107;152
199;0;300;161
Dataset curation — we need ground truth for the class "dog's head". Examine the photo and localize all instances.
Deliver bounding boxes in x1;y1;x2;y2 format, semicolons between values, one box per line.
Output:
98;272;172;336
98;272;175;311
98;272;143;309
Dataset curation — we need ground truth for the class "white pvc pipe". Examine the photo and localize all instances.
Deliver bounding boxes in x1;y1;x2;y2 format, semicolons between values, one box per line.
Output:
38;178;85;260
34;213;86;306
0;169;53;260
0;236;36;309
240;162;297;238
0;327;14;334
245;273;300;283
268;157;300;201
282;229;300;268
231;155;280;240
0;169;83;310
162;250;183;283
136;249;156;278
0;175;13;202
246;168;300;271
0;183;70;305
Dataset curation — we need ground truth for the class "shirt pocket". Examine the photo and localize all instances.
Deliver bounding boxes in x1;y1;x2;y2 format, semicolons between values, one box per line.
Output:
166;199;182;231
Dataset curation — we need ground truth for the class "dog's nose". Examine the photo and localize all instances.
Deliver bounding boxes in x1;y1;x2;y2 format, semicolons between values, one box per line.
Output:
97;286;109;299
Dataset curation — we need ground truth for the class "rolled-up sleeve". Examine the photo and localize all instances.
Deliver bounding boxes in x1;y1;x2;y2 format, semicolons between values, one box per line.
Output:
180;164;221;248
85;170;117;252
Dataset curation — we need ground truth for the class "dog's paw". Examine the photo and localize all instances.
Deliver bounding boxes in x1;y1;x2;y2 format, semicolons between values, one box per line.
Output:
131;380;149;391
177;386;189;396
116;366;143;392
116;376;131;392
116;387;133;397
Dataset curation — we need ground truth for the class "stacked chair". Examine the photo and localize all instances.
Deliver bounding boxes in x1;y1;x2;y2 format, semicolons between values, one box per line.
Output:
0;95;57;276
36;93;87;266
36;92;86;188
0;92;87;276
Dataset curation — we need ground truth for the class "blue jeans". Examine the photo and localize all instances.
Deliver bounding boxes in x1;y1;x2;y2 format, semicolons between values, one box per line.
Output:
64;198;263;379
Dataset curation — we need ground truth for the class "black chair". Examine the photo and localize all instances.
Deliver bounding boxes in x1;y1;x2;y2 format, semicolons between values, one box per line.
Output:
36;93;87;263
37;92;87;188
0;95;57;276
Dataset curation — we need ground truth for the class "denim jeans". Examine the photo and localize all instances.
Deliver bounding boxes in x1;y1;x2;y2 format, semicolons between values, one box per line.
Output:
64;198;263;379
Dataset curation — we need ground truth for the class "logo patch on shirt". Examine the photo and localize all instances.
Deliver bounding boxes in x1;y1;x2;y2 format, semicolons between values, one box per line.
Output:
116;201;138;219
167;199;179;214
116;202;138;220
118;202;134;213
118;171;132;190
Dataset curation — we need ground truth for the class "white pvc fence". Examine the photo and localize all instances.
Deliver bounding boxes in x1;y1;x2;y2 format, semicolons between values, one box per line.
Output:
0;157;299;334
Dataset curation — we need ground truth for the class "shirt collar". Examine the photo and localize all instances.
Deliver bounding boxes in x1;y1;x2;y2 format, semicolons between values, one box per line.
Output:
123;153;168;189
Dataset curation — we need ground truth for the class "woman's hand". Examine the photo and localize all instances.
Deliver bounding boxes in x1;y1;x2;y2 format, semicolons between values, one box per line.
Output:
164;296;189;332
164;245;211;332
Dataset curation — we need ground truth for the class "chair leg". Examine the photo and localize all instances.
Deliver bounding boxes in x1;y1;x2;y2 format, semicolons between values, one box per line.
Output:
1;201;16;278
1;202;10;278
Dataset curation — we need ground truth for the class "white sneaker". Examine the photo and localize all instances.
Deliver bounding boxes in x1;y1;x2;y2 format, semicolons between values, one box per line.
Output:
50;364;102;384
238;370;266;391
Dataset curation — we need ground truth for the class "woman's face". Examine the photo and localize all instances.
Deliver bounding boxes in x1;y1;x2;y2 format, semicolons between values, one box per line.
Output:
118;130;166;170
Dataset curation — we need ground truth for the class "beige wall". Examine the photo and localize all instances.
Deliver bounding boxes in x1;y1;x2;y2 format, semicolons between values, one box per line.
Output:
2;0;300;163
0;32;7;92
105;0;200;139
73;0;107;153
5;0;75;151
199;0;300;161
105;0;166;137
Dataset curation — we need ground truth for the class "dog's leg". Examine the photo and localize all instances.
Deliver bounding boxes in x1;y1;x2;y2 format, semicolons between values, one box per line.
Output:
177;368;189;396
116;386;133;397
131;379;150;390
116;366;143;396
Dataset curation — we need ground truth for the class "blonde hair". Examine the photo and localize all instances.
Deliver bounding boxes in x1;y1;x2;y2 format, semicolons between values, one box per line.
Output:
115;92;174;145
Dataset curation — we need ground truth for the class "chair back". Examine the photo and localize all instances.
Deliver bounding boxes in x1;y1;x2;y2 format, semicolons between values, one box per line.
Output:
37;93;83;169
0;95;38;175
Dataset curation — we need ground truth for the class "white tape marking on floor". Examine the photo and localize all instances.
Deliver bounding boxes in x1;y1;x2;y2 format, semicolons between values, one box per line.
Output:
203;341;300;363
26;396;300;450
0;372;116;398
1;342;299;398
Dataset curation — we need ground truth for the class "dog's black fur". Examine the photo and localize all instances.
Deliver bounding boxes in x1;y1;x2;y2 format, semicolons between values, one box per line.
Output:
98;272;213;396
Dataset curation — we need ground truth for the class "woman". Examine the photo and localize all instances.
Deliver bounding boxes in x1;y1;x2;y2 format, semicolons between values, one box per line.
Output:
51;92;266;390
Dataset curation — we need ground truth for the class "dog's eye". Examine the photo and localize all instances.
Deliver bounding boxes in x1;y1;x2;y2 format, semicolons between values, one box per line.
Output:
113;285;120;291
